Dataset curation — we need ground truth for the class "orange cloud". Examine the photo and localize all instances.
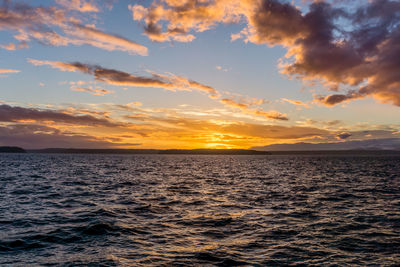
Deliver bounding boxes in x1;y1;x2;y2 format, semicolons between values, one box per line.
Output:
132;0;400;107
30;59;288;121
0;69;20;74
2;103;398;149
65;24;148;56
56;0;99;13
0;42;27;50
282;98;309;108
28;59;90;72
220;98;288;120
127;102;143;107
28;59;220;97
71;86;113;96
129;0;245;42
0;2;147;55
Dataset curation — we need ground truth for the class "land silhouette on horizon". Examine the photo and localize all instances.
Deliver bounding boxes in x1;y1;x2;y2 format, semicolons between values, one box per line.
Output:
1;146;400;155
27;148;271;155
0;146;26;153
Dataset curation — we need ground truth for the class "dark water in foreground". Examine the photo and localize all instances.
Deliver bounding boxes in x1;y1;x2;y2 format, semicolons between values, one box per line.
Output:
0;154;399;266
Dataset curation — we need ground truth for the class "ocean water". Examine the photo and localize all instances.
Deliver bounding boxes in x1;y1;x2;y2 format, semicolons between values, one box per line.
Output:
0;153;399;266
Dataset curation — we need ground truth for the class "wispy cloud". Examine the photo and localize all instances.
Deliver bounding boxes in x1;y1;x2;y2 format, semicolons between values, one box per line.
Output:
55;0;99;13
28;59;220;97
0;104;119;127
220;98;288;120
65;24;148;56
71;86;113;96
127;102;142;107
28;59;90;72
282;98;310;108
0;42;28;50
0;69;20;74
29;59;289;121
216;65;229;72
0;1;148;55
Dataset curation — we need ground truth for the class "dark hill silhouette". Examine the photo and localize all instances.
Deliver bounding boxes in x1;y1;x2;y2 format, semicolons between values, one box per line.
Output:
0;146;26;153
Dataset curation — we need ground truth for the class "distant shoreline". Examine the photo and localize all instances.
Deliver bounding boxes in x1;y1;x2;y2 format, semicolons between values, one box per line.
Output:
0;146;26;153
27;148;271;155
1;146;400;155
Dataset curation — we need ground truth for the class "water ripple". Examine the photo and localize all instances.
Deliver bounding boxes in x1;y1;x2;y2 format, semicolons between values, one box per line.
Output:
0;154;399;265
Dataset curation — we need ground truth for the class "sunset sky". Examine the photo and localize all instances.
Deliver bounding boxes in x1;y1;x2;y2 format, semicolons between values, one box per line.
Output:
1;0;399;149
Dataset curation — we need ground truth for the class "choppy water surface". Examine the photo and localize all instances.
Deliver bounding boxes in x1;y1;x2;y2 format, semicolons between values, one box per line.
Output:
0;154;399;266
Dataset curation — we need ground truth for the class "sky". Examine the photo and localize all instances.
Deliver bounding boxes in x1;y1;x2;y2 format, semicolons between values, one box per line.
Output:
0;0;399;149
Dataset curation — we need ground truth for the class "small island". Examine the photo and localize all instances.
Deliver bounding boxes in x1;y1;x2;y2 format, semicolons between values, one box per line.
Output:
0;146;26;153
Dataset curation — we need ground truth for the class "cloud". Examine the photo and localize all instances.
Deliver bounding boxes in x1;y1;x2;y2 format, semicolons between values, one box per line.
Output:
0;68;20;74
64;24;148;56
313;91;363;106
124;112;324;140
0;102;315;149
127;102;142;107
71;86;113;96
55;0;99;13
244;0;308;46
0;43;15;50
28;59;220;97
2;103;395;149
297;118;342;128
129;0;244;42
132;0;400;107
0;104;120;127
336;132;352;140
0;118;329;149
0;1;148;55
253;0;400;107
0;42;27;50
216;65;229;72
0;124;137;149
282;98;309;108
28;58;91;72
30;59;289;121
220;98;288;120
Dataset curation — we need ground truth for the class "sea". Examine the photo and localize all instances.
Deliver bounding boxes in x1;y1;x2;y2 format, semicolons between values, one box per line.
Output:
0;153;399;266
